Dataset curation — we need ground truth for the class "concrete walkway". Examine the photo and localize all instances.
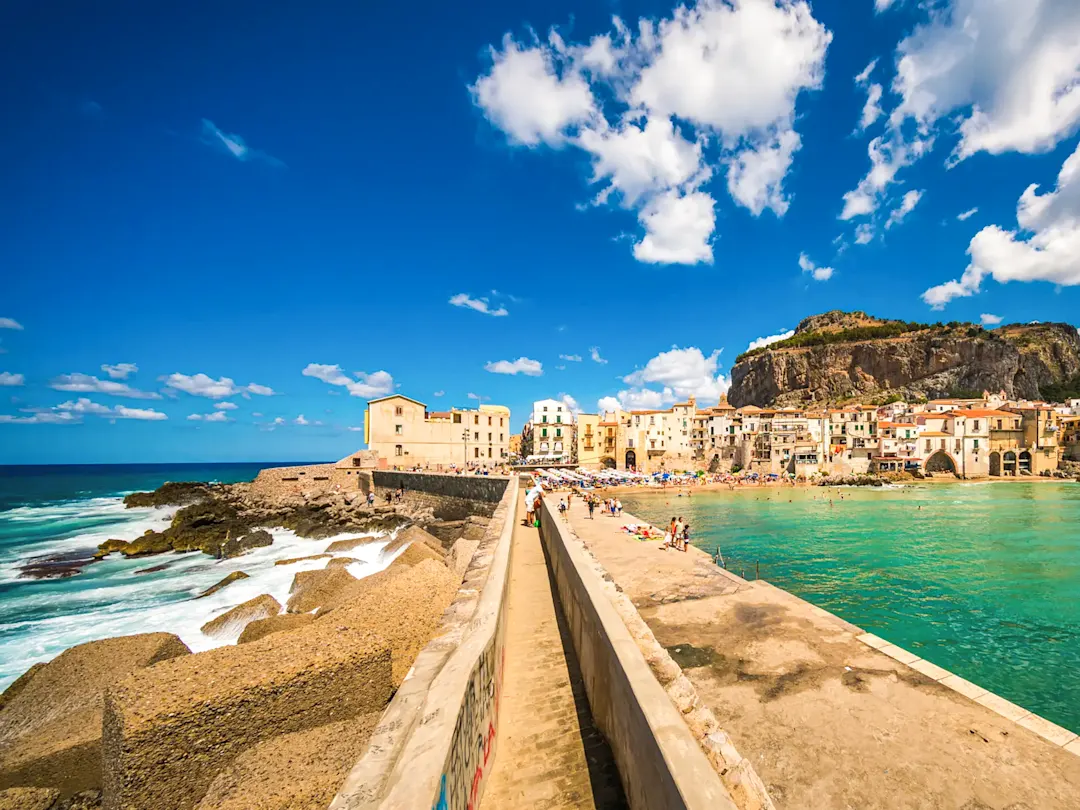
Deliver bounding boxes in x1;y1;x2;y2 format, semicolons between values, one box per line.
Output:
481;494;626;810
565;496;1080;810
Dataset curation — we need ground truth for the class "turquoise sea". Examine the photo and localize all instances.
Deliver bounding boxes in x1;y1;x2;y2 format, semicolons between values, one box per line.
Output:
0;463;396;691
621;481;1080;734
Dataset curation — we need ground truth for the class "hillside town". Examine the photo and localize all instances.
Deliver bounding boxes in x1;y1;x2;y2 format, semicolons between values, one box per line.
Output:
357;392;1080;480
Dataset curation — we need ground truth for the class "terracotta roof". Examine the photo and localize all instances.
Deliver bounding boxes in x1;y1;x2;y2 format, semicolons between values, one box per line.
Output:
952;409;1016;418
738;405;763;413
428;411;452;419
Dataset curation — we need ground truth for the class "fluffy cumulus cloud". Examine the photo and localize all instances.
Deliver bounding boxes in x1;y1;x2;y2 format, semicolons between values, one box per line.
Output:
597;396;621;413
471;0;831;265
798;252;833;281
0;372;24;386
0;412;80;425
483;357;543;376
981;313;1003;325
923;140;1080;307
746;329;795;351
559;393;581;413
101;363;137;379
214;401;238;410
56;398;167;421
843;0;1080;237
188;411;230;422
162;373;274;399
50;373;161;399
449;293;509;317
0;318;23;330
301;364;395;398
609;345;730;410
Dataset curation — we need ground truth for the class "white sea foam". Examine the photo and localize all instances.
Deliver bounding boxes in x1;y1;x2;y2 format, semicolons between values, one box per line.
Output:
0;496;403;688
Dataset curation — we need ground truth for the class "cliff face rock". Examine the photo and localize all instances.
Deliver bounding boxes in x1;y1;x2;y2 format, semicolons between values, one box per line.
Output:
728;312;1080;407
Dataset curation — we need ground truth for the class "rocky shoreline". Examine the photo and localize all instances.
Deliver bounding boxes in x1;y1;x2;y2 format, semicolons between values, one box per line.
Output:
0;476;499;809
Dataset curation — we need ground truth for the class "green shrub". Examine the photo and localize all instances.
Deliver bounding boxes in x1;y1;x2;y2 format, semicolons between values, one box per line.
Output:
735;321;931;363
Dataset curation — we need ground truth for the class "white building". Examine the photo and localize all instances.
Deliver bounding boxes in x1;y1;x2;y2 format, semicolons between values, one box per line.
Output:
529;398;576;461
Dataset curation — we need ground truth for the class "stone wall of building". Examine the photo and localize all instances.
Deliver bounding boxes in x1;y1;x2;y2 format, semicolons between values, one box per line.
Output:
249;464;361;499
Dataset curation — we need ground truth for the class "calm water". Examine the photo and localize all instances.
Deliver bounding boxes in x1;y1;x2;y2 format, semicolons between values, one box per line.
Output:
0;463;397;690
621;481;1080;733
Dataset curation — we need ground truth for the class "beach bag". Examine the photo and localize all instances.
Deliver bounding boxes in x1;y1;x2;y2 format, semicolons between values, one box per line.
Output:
534;519;540;528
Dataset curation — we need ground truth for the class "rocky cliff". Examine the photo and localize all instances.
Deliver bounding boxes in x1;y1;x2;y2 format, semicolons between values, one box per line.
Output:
728;311;1080;407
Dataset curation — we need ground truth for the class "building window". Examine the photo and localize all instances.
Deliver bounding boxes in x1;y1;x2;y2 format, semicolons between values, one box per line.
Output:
925;440;931;452
542;415;548;423
543;406;548;411
500;433;504;441
394;445;403;456
973;420;980;431
542;428;548;437
556;428;562;437
488;432;492;441
394;424;402;434
474;415;479;425
556;415;562;423
488;448;492;458
474;431;479;441
974;439;980;450
474;447;479;458
394;406;403;416
500;418;504;426
453;413;461;424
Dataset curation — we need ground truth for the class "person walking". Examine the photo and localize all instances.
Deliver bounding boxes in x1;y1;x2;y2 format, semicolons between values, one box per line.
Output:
615;498;622;517
587;497;596;520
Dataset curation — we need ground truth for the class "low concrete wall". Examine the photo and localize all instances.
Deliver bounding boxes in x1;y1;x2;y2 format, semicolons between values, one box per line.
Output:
372;471;510;520
329;475;517;810
538;501;737;810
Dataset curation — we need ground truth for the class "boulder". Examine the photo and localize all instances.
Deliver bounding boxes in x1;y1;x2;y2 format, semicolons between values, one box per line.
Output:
165;501;251;556
236;614;314;645
0;633;190;798
194;712;382;810
92;539;129;560
200;595;281;640
383;525;444;558
323;536;380;554
326;557;359;569
424;520;465;544
461;516;490;542
390;543;444;569
56;790;101;809
195;571;249;599
272;554;331;567
0;664;45;714
314;559;459;685
133;563;170;575
0;787;59;810
102;628;391;810
285;569;364;614
122;482;211;509
218;530;273;560
117;531;171;558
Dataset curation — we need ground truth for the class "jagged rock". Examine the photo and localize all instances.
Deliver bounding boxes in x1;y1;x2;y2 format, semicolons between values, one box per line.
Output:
383;525;444;558
16;551;96;580
326;557;359;569
237;613;315;644
117;531;172;558
0;633;189;798
461;516;489;542
133;563;170;575
285;568;365;614
0;787;59;810
324;536;380;554
391;543;444;568
0;664;45;715
273;554;331;567
196;571;250;599
55;789;101;809
92;539;129;560
423;520;465;544
122;482;211;508
201;595;281;639
219;530;273;559
165;501;252;556
728;312;1080;407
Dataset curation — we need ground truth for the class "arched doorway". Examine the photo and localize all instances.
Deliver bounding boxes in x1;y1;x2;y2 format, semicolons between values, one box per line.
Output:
925;450;957;474
1003;451;1017;476
1019;451;1032;475
600;456;616;469
989;452;1001;476
625;449;637;470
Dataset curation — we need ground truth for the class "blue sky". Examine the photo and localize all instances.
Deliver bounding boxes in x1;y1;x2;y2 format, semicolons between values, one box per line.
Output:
2;0;1079;464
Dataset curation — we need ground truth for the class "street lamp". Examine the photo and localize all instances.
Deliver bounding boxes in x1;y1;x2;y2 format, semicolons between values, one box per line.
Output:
463;428;469;467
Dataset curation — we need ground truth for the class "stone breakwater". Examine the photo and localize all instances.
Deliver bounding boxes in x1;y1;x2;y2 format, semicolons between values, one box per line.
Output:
0;471;509;810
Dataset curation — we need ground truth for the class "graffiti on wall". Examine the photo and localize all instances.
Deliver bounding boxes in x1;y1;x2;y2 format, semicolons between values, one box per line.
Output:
432;625;506;810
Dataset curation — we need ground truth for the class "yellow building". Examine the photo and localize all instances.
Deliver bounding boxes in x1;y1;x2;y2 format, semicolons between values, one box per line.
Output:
364;394;511;468
576;413;602;467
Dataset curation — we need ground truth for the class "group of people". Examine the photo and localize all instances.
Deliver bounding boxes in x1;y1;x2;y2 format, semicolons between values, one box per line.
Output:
662;516;691;552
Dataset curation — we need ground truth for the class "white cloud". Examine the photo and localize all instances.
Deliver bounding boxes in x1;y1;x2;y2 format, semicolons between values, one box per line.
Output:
471;33;596;147
472;0;832;265
854;59;878;85
50;373;161;399
449;293;509;317
597;396;621;413
840;133;931;221
214;401;238;410
957;207;979;221
0;372;24;386
589;347;607;364
923;140;1080;307
875;0;898;12
433;390;445;397
621;346;730;404
301;364;395;398
272;417;285;425
294;414;318;426
885;189;924;229
559;393;581;413
246;383;275;396
484;357;543;376
56;398;167;421
798;252;834;281
200;119;283;167
855;223;874;245
187;411;230;423
980;313;1003;325
0;318;23;330
101;363;137;379
0;412;80;425
858;84;884;132
746;329;795;352
559;354;582;362
347;426;364;432
162;373;238;399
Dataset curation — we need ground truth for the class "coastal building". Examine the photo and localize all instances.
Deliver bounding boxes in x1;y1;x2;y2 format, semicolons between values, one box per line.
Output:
575;412;602;467
364;394;511;467
528;398;575;462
